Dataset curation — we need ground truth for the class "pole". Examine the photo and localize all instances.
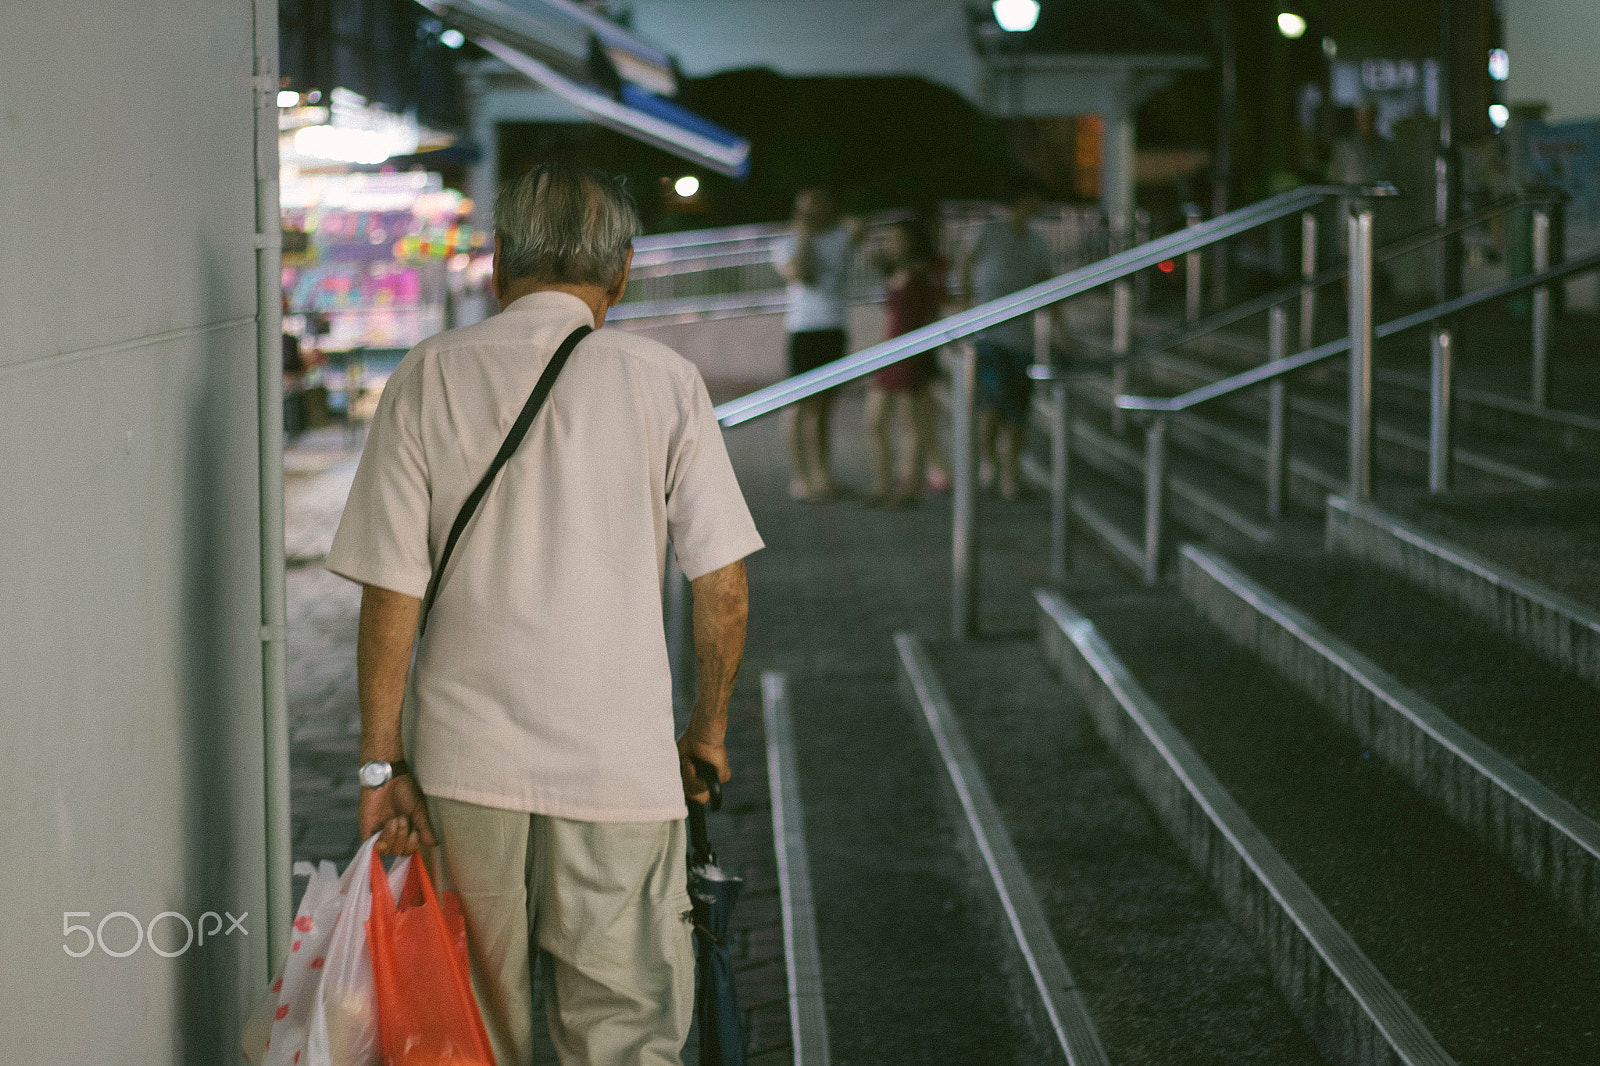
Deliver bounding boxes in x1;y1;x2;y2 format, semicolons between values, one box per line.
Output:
1050;379;1072;584
1266;305;1290;520
665;546;693;710
1299;210;1318;352
1143;416;1168;586
1532;205;1552;407
1184;205;1204;324
252;0;291;977
1347;204;1376;501
1111;280;1132;434
952;344;979;638
1210;0;1235;310
1429;327;1454;493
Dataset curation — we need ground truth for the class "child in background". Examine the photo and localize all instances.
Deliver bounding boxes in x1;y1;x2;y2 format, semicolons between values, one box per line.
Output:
866;217;949;506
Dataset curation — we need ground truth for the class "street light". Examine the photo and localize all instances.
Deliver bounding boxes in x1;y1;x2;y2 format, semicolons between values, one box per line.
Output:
1277;11;1307;39
992;0;1040;33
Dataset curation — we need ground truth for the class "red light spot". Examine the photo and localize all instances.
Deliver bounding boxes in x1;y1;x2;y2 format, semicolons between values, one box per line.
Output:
1158;259;1176;274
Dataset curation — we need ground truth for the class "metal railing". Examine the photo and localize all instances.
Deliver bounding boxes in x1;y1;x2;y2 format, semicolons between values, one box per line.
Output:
1117;238;1599;585
616;204;1140;320
710;183;1385;636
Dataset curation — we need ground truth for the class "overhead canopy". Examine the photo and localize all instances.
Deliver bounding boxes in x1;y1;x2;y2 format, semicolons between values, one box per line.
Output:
417;0;751;177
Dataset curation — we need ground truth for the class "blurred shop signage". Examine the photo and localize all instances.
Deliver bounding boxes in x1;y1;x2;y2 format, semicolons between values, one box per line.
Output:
1330;57;1441;137
279;88;445;167
1526;118;1600;251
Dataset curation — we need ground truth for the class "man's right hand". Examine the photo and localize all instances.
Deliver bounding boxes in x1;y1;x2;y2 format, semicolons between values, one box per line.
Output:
358;774;437;856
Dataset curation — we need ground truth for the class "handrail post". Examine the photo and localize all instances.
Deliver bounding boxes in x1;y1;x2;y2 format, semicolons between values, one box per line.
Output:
1347;201;1376;502
1531;204;1552;407
1050;377;1073;584
1143;415;1168;586
1134;208;1151;309
1184;205;1203;324
1111;279;1132;434
1266;305;1290;520
1299;209;1318;352
952;343;979;639
1429;326;1454;493
664;545;693;710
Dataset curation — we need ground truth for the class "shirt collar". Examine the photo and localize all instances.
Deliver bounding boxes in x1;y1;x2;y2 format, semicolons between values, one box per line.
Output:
501;290;595;321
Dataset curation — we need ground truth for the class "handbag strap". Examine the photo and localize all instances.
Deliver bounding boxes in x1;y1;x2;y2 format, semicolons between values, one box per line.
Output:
419;323;592;629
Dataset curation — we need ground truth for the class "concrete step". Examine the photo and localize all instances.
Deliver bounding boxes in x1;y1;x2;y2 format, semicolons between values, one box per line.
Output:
1040;583;1600;1065
1177;542;1600;936
1035;590;1453;1066
1138;350;1559;490
1326;496;1600;688
1070;373;1345;514
897;630;1331;1065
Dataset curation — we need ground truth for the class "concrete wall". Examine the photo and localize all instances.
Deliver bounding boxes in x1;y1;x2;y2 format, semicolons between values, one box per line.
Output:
1507;0;1600;121
0;1;272;1062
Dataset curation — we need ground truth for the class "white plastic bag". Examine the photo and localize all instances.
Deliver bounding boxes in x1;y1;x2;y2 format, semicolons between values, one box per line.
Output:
260;857;347;1066
308;835;411;1066
260;834;410;1066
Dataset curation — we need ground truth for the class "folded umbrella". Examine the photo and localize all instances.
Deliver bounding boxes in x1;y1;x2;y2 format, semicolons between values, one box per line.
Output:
688;758;745;1066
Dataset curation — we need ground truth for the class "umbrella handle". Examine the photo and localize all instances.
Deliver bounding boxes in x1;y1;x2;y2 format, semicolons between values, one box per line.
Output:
687;758;722;868
692;757;724;813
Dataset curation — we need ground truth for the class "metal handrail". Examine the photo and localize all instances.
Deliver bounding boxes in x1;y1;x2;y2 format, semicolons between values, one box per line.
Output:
1118;248;1600;413
1128;192;1550;367
713;183;1385;428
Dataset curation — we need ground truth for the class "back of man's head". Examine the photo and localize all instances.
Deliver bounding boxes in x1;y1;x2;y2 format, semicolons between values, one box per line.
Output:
494;162;641;287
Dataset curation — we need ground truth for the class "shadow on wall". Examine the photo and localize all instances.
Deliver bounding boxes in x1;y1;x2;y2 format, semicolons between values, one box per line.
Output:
177;242;255;1065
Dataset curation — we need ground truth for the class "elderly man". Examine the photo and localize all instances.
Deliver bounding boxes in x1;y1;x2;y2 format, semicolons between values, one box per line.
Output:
324;162;763;1066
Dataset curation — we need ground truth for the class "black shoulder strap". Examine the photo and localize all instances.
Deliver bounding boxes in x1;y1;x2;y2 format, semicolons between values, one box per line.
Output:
419;323;592;629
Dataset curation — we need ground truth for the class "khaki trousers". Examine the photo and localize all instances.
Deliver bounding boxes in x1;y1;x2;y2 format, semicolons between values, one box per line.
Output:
427;796;696;1066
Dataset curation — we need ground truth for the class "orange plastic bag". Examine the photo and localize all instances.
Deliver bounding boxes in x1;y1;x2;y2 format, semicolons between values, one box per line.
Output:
367;849;497;1066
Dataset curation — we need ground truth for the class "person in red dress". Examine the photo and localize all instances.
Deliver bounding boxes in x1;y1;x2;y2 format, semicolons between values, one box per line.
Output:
866;217;950;506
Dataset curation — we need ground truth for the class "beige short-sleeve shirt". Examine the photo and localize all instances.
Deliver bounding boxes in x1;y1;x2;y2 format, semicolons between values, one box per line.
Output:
324;291;763;821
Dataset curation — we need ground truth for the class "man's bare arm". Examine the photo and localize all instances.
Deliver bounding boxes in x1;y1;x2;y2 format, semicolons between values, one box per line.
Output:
355;583;435;855
676;558;749;803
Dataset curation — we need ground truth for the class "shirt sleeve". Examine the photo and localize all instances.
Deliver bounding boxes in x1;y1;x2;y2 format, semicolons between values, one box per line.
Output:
666;369;764;580
323;355;434;598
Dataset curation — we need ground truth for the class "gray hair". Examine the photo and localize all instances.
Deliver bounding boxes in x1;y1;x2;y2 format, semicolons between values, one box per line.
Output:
493;162;641;286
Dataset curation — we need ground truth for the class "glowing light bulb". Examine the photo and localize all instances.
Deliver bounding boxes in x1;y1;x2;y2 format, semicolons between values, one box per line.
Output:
992;0;1040;33
1489;104;1510;129
440;28;465;49
1277;12;1307;39
674;175;700;198
277;90;301;108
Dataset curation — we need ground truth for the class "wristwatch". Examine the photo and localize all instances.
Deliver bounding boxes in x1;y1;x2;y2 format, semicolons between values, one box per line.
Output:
358;758;412;789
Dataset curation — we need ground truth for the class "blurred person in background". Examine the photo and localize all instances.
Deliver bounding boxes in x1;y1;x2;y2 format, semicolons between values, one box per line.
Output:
961;186;1060;500
865;216;947;506
776;186;864;501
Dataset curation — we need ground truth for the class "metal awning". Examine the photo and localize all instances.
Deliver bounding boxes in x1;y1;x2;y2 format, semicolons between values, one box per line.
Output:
417;0;751;178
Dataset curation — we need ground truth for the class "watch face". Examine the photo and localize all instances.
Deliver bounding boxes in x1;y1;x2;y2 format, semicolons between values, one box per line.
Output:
358;761;390;788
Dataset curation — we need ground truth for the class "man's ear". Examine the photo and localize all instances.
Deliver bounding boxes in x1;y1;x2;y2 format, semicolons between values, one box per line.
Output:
605;248;634;305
